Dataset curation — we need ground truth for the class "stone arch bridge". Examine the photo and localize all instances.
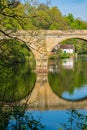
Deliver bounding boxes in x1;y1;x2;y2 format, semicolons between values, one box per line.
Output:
0;30;87;71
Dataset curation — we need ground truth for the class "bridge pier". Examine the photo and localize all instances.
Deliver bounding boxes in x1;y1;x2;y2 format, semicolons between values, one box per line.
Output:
31;44;48;73
35;56;48;73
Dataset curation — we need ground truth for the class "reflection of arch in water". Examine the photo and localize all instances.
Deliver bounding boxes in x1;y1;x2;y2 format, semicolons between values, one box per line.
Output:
0;39;37;102
48;62;87;102
19;73;87;110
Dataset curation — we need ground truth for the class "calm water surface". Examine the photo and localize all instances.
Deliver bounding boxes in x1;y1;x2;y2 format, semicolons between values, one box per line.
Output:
0;58;87;129
48;58;87;101
31;110;87;130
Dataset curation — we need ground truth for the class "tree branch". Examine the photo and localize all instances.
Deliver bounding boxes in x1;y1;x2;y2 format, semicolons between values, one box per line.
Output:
0;29;43;55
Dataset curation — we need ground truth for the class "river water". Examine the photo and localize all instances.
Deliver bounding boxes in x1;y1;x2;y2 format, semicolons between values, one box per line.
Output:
0;58;87;129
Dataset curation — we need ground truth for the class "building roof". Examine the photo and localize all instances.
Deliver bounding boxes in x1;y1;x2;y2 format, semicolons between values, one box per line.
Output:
60;44;74;49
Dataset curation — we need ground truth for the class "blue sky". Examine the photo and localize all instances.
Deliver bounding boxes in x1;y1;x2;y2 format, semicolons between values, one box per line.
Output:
39;0;87;21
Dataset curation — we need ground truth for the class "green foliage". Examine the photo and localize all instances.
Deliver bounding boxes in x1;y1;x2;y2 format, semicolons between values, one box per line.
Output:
48;58;87;100
61;38;87;55
0;40;26;65
58;109;87;130
0;39;36;68
1;1;87;31
0;63;36;102
0;105;45;130
0;106;11;130
58;52;71;58
9;106;45;130
64;13;87;30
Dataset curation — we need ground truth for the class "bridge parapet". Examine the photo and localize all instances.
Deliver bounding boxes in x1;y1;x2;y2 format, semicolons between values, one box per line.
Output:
45;30;87;35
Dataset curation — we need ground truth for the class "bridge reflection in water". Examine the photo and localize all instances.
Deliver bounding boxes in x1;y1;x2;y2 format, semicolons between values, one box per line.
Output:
19;73;87;110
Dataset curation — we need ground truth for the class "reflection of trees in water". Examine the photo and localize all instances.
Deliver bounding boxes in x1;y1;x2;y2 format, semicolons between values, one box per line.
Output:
58;109;87;130
48;59;87;99
0;63;36;102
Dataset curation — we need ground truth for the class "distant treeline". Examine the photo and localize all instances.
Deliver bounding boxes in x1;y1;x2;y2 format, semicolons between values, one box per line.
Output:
1;2;87;30
26;3;87;30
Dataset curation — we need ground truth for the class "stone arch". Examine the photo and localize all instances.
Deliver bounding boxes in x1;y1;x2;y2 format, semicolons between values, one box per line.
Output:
1;30;87;71
47;35;87;55
0;31;48;71
47;35;87;71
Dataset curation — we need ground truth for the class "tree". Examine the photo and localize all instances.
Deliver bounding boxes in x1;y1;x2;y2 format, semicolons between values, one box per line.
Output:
49;6;66;30
0;105;45;130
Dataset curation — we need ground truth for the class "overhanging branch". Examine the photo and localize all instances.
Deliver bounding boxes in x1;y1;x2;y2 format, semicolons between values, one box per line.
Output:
0;29;44;55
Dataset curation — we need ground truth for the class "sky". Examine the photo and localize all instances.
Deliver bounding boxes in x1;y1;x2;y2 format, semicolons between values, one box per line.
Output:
39;0;87;21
